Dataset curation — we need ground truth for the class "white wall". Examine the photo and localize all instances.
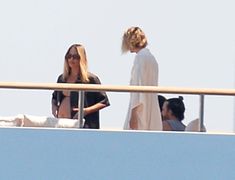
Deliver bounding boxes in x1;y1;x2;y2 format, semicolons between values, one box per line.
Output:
0;128;235;179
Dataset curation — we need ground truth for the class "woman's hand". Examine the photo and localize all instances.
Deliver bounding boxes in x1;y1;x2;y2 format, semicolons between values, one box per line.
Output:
130;118;138;130
129;104;143;130
72;108;88;117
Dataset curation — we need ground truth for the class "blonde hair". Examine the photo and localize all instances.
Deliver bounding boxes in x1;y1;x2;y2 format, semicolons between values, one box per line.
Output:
63;44;89;83
122;27;148;53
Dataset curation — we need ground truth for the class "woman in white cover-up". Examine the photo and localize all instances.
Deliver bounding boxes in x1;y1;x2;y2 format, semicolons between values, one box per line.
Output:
122;27;162;130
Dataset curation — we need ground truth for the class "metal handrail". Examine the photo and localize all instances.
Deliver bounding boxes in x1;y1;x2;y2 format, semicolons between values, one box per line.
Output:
1;81;235;131
0;82;235;95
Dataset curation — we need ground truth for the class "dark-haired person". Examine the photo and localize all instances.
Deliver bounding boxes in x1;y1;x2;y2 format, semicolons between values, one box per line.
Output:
122;27;162;130
51;44;110;129
162;96;186;131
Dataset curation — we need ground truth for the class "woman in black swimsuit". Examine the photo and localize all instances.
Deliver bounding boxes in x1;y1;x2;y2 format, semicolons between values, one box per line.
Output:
51;44;110;129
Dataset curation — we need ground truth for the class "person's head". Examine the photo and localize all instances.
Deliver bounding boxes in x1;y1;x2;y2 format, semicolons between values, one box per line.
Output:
122;26;148;53
63;44;89;83
162;96;185;121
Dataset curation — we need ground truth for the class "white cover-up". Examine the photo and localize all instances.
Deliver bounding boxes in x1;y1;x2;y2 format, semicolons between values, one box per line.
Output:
124;48;162;130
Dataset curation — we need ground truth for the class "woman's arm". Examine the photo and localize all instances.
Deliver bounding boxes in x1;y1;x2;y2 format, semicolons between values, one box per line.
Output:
51;75;63;117
129;104;143;130
73;102;106;118
84;102;107;115
51;99;58;117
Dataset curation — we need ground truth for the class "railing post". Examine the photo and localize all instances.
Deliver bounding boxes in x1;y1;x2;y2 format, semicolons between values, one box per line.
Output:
199;95;205;132
78;91;85;128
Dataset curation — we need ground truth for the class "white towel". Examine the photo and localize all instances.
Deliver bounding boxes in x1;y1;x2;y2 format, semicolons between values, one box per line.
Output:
0;114;83;128
0;114;24;127
23;114;83;128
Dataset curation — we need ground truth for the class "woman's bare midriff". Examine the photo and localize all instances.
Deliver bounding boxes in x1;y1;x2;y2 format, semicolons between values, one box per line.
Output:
58;96;71;118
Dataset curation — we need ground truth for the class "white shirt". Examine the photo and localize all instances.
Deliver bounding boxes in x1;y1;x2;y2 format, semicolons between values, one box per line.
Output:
124;48;162;130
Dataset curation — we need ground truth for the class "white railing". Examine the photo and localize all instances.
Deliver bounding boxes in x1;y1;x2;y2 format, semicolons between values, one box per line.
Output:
1;81;235;131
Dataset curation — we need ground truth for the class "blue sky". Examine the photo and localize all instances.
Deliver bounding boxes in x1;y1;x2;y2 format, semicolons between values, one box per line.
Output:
0;0;235;132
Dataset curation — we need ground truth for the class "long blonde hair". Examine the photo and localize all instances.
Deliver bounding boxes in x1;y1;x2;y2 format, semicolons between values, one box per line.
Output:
122;27;148;53
63;44;89;83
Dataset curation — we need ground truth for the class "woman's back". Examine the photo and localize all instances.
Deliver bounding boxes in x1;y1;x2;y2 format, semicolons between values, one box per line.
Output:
165;119;186;131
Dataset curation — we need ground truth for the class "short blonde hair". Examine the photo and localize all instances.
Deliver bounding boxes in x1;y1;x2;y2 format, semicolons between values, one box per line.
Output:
63;44;89;83
122;27;148;53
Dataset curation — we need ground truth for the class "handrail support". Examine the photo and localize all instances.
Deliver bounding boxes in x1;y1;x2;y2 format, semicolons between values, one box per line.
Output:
199;94;205;132
78;91;85;128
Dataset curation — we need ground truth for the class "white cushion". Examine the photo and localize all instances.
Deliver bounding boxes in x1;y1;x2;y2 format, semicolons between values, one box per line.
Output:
23;114;83;128
185;118;206;132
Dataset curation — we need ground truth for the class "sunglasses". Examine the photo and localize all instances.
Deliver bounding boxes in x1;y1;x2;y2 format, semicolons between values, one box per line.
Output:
66;54;80;60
